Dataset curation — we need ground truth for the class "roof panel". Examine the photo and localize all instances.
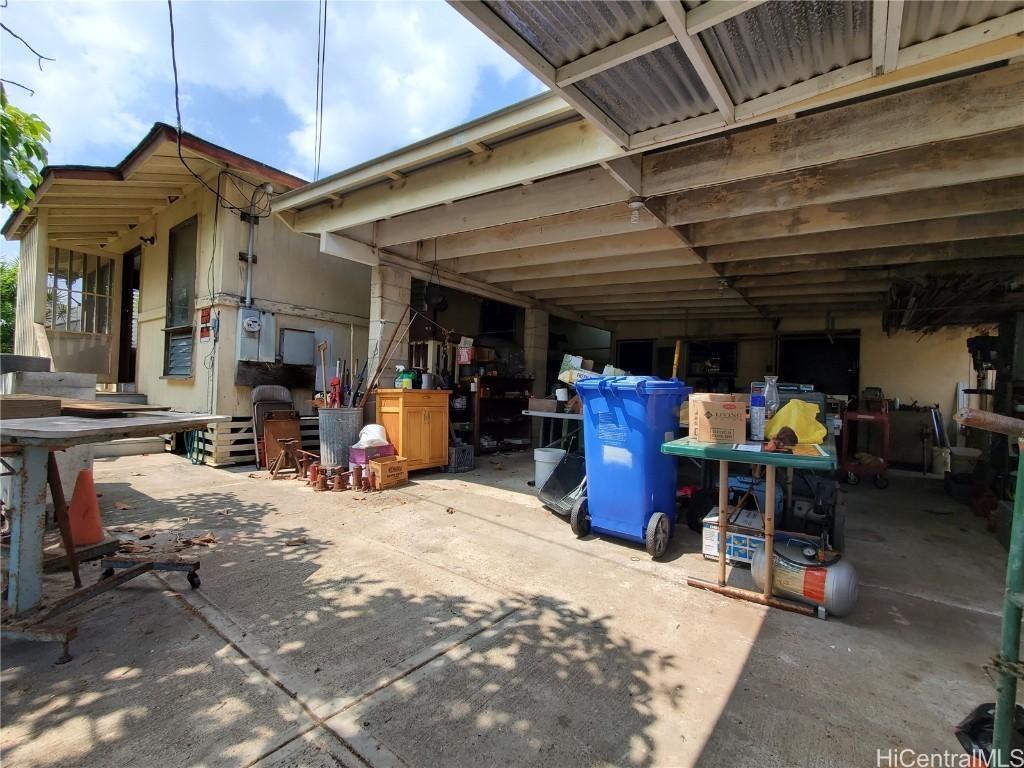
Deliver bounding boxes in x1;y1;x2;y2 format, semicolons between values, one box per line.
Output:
576;44;716;134
486;0;663;67
899;0;1024;47
692;0;872;103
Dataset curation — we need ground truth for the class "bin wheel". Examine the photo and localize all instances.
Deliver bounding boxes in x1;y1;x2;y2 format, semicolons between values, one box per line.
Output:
187;572;201;590
686;490;716;533
873;474;889;490
646;512;671;559
845;471;860;486
570;497;590;538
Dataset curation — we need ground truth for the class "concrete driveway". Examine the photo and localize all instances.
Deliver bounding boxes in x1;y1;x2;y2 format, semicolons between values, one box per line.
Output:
1;452;1002;767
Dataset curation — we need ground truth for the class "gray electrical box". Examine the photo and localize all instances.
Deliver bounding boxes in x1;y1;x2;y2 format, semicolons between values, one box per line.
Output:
236;308;276;362
279;328;316;365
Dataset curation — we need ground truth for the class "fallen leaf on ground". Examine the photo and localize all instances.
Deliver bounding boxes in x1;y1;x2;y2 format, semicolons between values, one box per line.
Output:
284;537;308;546
215;509;231;516
194;532;217;544
118;543;153;554
137;531;155;540
446;507;455;515
130;472;144;477
109;526;135;533
114;502;132;510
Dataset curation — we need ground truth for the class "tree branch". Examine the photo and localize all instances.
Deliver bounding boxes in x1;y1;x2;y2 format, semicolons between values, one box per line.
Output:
1;23;55;70
1;78;34;95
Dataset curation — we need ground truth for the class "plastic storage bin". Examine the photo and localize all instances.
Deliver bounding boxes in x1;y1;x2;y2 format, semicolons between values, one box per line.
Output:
574;376;691;558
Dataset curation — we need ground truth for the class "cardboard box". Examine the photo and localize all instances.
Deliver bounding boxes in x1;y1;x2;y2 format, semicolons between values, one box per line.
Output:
528;397;558;412
702;508;765;565
369;455;408;489
689;393;747;443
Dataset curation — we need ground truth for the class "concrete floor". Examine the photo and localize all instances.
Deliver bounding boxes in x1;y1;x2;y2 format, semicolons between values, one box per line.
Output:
1;451;1005;767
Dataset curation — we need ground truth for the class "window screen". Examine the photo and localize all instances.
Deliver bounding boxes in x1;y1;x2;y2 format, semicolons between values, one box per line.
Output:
45;248;114;334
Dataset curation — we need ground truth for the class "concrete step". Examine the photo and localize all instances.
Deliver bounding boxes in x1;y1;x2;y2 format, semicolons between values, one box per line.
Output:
94;436;166;458
96;392;149;405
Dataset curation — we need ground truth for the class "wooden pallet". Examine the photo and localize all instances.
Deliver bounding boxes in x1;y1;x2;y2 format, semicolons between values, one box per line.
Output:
198;416;320;467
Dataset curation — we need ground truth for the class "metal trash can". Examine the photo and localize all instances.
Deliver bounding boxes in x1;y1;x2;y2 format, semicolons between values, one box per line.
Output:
318;408;362;468
574;376;690;558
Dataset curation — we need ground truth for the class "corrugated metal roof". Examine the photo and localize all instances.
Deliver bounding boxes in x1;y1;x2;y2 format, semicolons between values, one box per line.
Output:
576;45;716;134
899;0;1024;47
690;0;872;103
486;0;664;67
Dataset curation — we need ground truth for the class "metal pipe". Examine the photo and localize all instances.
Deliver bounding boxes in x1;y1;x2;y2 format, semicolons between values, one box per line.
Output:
244;201;256;307
687;577;817;617
955;408;1024;438
993;439;1024;764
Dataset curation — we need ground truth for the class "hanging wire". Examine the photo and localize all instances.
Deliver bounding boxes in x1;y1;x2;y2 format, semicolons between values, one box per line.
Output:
313;0;328;181
166;0;273;217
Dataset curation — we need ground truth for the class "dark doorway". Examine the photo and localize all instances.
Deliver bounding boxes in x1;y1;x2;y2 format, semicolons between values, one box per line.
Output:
779;332;860;395
617;339;654;374
118;247;141;386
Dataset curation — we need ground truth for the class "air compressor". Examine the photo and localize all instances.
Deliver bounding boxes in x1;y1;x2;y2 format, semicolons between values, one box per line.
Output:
751;534;859;618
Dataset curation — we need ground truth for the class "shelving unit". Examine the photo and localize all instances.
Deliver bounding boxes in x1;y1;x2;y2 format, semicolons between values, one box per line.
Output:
465;375;533;453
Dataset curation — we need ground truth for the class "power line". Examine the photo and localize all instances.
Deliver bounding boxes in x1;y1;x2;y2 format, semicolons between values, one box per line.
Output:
313;0;328;181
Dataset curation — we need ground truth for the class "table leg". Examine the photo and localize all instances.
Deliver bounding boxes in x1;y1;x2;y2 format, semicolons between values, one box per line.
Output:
47;452;81;588
764;464;777;599
718;460;729;586
8;446;49;615
560;417;569;450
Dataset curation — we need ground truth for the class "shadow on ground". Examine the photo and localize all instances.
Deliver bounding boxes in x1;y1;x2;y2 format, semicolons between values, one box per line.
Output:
3;470;674;768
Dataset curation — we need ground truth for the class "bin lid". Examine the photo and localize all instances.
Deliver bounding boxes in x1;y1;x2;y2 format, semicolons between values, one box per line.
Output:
576;376;690;396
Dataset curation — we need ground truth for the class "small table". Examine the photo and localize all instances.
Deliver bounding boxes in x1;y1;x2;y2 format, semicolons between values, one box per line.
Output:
661;436;837;616
522;410;583;450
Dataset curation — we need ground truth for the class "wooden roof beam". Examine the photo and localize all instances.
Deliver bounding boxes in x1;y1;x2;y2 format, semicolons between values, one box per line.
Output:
653;128;1024;225
656;0;735;123
690;177;1024;246
449;1;630;148
643;64;1024;197
706;210;1024;263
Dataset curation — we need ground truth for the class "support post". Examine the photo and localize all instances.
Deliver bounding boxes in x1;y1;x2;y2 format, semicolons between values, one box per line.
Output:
718;459;729;585
7;446;50;615
366;263;412;416
993;440;1024;764
764;464;777;599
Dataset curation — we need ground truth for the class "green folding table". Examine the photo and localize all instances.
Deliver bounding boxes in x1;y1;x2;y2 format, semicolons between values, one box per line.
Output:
661;436;837;615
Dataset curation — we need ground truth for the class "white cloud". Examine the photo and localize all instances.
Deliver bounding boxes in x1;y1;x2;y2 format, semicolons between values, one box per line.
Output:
0;0;544;179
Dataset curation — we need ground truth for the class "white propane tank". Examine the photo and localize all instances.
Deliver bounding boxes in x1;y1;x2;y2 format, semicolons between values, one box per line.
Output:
751;538;859;617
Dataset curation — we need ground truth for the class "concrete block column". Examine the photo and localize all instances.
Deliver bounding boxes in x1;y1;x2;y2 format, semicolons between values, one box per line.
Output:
367;263;412;392
524;308;549;397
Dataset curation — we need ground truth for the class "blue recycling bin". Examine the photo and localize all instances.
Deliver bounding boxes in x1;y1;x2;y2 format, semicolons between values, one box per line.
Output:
574;376;691;557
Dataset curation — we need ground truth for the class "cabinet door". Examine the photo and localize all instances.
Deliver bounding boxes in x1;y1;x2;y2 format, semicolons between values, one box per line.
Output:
425;408;448;465
403;406;428;463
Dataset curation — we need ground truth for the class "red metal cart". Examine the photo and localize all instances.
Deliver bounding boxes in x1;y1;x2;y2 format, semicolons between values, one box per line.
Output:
840;410;890;489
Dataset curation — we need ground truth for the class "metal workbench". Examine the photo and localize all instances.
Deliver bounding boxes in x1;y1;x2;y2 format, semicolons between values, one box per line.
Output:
522;409;582;449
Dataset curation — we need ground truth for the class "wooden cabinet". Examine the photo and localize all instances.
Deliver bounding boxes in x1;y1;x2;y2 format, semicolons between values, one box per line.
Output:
375;389;450;471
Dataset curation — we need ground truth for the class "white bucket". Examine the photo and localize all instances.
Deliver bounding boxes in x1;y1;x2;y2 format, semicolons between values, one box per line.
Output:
931;446;950;474
534;448;566;490
950;447;982;475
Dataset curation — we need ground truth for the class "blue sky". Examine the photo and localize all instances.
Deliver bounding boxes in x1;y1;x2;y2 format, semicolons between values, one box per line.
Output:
0;0;543;182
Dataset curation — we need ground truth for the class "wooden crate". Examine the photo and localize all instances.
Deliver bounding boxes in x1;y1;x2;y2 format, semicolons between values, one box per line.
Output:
186;416;320;467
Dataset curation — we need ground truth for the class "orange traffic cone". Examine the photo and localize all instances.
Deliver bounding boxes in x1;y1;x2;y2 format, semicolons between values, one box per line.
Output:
67;469;105;546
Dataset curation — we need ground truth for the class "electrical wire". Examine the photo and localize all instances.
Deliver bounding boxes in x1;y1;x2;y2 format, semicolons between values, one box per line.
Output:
313;0;328;181
166;0;273;218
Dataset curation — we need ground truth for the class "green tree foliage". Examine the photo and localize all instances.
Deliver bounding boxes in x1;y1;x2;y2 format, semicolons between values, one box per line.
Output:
1;86;51;210
0;258;17;353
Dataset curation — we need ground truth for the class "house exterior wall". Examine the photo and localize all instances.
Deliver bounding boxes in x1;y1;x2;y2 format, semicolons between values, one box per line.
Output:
16;180;372;416
615;312;979;420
